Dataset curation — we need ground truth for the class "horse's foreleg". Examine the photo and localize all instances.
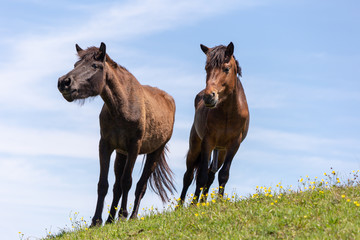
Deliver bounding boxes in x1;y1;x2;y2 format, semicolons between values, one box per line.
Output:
91;139;113;227
105;152;126;224
129;146;164;219
218;142;240;197
118;143;139;219
194;141;212;203
202;150;226;200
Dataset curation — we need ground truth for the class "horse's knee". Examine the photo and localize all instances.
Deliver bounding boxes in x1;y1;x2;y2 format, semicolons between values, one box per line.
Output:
183;169;194;183
112;180;121;192
97;180;109;196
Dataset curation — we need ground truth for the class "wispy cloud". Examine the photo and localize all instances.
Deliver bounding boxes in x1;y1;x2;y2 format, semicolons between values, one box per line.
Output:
0;0;266;110
248;127;360;156
0;122;99;158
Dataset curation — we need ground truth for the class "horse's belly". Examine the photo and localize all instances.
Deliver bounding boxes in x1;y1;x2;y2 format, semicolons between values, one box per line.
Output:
139;123;173;154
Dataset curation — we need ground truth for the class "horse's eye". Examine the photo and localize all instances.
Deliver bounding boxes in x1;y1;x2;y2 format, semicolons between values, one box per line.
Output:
92;64;98;69
223;67;230;74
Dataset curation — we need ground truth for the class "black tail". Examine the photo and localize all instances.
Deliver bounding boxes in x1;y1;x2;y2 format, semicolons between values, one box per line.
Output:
149;145;176;203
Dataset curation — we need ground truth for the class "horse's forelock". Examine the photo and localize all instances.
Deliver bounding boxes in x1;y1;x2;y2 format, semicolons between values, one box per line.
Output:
205;45;227;69
206;45;241;77
77;47;99;60
77;47;118;68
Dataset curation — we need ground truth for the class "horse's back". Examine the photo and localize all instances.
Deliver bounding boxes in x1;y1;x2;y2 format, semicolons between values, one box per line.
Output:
142;85;175;113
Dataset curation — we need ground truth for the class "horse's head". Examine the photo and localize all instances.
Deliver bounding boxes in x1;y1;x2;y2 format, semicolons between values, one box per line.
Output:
58;42;107;102
200;42;241;108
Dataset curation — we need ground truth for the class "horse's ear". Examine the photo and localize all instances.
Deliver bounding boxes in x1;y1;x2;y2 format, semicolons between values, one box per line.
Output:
75;44;83;53
200;44;209;54
97;42;106;62
225;42;234;57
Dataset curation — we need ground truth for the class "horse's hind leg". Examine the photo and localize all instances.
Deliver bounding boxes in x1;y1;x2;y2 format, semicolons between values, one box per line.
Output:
105;152;126;224
118;142;140;219
129;146;164;219
180;125;201;204
218;142;240;197
91;139;114;227
180;153;200;203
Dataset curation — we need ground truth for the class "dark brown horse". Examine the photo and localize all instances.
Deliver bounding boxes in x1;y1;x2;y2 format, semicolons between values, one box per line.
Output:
180;42;249;203
58;43;176;226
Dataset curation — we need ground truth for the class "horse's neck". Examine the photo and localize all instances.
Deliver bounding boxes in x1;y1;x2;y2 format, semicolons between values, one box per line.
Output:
101;63;142;119
222;77;241;105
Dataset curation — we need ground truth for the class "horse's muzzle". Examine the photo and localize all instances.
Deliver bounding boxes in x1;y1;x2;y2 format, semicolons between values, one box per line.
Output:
58;76;75;102
203;92;218;108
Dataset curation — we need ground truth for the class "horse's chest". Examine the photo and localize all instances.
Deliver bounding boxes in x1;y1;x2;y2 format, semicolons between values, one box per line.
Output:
195;110;243;144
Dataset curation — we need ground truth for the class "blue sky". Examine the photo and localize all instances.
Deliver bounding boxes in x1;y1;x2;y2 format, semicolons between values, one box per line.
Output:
0;0;359;239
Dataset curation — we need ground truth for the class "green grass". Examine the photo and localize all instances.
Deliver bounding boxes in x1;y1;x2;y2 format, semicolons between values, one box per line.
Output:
42;171;360;239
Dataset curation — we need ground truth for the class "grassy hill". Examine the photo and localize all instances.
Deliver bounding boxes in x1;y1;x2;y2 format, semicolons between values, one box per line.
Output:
43;171;360;239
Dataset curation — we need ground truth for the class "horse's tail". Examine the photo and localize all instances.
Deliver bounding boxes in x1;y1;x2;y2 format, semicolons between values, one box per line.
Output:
149;145;176;203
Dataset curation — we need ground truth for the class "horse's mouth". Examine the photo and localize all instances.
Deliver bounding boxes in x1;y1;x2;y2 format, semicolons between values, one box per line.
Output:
205;103;217;108
61;89;77;102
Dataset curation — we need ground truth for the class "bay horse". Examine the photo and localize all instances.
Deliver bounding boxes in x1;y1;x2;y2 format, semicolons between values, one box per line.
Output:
58;43;176;226
179;42;249;203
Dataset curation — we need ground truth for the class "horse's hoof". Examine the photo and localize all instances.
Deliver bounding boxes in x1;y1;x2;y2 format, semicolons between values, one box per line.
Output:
118;211;128;220
90;218;103;228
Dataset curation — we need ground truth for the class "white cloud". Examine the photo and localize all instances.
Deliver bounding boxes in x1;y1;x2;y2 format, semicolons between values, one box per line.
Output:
248;127;360;157
0;122;99;158
0;0;266;111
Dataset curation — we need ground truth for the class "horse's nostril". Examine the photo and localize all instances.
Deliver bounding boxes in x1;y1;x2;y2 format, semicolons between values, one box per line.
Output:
64;77;72;87
211;92;215;97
